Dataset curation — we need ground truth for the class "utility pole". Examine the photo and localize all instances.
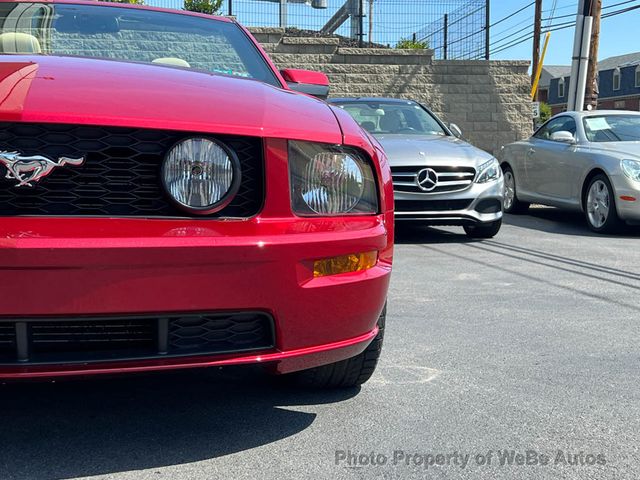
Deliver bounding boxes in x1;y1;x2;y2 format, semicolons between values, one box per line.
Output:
585;0;602;109
567;0;594;111
531;0;543;93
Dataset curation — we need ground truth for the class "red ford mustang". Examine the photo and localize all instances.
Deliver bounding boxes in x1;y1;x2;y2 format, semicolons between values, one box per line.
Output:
0;0;393;387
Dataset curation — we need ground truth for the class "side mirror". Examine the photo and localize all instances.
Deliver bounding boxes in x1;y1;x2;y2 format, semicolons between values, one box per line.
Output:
449;123;463;138
280;68;329;100
550;131;575;143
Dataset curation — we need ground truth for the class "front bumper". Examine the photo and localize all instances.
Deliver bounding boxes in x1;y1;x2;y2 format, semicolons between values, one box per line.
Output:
0;215;392;379
611;173;640;224
394;178;504;225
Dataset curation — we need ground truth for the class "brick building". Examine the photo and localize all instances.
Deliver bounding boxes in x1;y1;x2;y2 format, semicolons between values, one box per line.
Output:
546;52;640;115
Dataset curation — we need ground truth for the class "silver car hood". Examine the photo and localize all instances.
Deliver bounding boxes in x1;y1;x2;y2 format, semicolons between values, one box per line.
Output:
375;134;493;167
584;142;640;160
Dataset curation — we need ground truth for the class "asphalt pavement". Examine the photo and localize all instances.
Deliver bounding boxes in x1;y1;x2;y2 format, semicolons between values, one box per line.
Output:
1;207;639;480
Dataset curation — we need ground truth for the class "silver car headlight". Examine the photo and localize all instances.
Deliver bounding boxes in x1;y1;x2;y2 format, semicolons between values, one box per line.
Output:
621;159;640;182
289;141;378;215
475;158;502;184
162;137;240;214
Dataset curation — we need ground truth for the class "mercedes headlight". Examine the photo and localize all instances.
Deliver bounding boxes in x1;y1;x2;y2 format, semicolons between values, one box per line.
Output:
621;159;640;182
289;141;378;215
475;158;502;184
162;137;240;214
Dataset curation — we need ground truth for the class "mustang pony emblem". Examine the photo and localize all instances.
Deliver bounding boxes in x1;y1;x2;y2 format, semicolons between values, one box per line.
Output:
0;151;85;187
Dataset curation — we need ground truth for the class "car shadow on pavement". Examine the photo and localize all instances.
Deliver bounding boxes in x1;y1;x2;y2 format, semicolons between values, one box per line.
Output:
394;223;479;245
505;206;640;238
0;367;358;479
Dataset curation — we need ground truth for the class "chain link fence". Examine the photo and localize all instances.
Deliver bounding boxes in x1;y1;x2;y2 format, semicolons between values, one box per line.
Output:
147;0;488;56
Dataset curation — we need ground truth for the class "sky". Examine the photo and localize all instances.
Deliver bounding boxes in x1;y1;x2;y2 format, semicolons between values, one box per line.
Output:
489;1;639;65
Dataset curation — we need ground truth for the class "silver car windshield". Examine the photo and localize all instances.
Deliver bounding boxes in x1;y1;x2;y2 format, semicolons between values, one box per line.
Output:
336;101;447;136
0;2;281;86
583;115;640;142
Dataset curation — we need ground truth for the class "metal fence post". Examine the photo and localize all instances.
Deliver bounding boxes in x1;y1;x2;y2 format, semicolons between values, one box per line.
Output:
359;0;364;47
484;0;490;59
280;0;287;28
443;14;448;59
228;0;233;16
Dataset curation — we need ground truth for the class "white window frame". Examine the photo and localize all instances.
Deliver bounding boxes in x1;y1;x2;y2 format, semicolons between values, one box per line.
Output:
613;68;621;91
558;78;565;98
635;65;640;88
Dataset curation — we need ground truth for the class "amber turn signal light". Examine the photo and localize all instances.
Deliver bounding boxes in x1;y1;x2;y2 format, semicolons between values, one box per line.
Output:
313;251;378;278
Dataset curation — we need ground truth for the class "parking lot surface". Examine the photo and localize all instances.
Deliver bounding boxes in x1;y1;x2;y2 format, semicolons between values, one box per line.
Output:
1;208;639;480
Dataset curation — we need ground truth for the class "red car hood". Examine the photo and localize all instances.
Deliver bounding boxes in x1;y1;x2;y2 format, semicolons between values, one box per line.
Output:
0;55;342;143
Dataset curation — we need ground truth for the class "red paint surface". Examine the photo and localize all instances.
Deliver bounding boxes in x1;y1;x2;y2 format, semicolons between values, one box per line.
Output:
281;68;330;86
0;1;394;378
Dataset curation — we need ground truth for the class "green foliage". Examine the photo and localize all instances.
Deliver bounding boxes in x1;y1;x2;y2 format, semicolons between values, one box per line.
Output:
396;37;429;49
184;0;223;15
539;102;552;123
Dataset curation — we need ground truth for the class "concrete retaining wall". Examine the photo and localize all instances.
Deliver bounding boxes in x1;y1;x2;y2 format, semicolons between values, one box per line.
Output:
253;28;532;155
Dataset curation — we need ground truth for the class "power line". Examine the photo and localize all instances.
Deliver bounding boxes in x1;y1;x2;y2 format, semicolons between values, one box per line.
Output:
490;2;640;56
542;0;640;22
489;1;535;29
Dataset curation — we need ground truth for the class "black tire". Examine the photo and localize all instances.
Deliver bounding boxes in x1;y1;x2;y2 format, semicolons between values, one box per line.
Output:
502;165;530;214
464;219;502;239
584;174;623;234
289;304;386;389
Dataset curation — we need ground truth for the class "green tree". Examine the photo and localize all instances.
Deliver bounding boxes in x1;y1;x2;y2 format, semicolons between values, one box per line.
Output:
539;102;552;123
184;0;223;15
396;37;429;49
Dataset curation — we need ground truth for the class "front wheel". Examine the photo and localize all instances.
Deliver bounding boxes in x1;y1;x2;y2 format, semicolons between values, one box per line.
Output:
289;304;386;389
464;219;502;239
585;174;622;233
502;165;530;214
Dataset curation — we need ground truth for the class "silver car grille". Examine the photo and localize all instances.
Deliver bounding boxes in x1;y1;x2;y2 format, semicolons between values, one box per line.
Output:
391;165;476;194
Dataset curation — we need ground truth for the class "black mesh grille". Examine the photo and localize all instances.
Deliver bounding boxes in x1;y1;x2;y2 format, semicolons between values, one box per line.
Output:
168;314;274;355
0;313;274;365
31;319;156;356
0;123;264;217
395;199;473;212
0;323;15;361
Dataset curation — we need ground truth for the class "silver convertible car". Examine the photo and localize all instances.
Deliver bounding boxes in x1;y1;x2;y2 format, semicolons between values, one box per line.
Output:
500;110;640;233
330;98;504;238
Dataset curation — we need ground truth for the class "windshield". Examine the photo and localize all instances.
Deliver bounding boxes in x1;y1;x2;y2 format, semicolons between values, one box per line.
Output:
0;2;280;86
334;100;447;136
583;115;640;142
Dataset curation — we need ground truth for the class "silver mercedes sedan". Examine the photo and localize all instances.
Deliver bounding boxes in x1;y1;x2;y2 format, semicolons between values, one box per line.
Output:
330;98;504;238
500;110;640;233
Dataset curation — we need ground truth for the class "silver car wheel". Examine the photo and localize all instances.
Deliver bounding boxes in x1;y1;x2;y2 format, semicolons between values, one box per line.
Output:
503;171;515;210
587;180;610;229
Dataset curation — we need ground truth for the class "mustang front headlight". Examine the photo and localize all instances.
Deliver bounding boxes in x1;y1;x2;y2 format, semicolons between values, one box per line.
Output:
289;141;378;215
621;159;640;182
162;137;240;214
475;158;502;184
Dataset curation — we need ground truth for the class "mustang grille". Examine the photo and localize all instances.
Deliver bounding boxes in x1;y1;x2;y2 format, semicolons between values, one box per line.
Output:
0;313;274;365
0;123;264;218
391;165;476;194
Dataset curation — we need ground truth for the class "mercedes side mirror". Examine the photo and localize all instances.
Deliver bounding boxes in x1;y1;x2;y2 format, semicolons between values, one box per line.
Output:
281;69;329;100
449;123;463;138
550;131;575;143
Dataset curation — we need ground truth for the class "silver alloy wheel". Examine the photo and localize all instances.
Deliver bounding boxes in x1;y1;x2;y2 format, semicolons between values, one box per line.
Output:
503;171;515;210
587;180;610;229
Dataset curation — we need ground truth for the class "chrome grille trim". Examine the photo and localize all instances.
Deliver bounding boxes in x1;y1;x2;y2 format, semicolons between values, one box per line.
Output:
391;165;476;194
